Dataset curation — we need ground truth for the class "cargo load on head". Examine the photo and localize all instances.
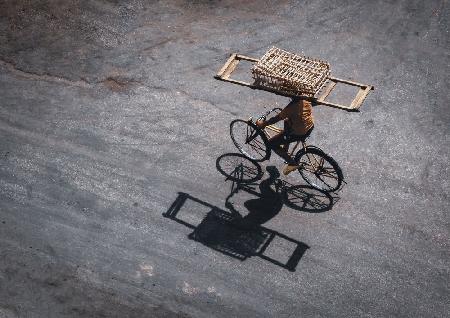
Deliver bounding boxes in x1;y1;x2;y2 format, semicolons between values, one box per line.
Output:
215;47;374;112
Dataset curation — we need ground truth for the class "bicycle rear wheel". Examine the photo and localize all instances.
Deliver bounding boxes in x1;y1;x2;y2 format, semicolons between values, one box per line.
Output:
230;119;270;162
294;147;343;192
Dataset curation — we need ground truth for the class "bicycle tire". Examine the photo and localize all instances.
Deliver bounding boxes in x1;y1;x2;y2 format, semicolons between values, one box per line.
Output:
229;119;270;162
294;147;343;192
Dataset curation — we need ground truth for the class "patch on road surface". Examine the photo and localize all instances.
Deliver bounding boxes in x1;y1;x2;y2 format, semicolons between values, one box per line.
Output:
137;263;154;277
0;308;18;318
181;281;200;295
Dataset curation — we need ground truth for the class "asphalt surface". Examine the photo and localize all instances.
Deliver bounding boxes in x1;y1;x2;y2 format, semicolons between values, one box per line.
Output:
0;0;449;317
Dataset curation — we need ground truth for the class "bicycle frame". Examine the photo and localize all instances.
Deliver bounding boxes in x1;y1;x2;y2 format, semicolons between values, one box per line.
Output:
263;124;304;159
260;118;323;171
237;109;343;192
248;108;325;172
236;114;343;192
251;107;306;159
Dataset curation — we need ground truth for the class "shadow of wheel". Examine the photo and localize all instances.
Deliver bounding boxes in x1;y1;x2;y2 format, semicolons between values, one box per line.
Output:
282;184;334;213
216;153;264;183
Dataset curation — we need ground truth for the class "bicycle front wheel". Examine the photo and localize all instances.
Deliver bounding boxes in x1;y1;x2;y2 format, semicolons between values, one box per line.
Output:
229;119;270;162
294;147;343;192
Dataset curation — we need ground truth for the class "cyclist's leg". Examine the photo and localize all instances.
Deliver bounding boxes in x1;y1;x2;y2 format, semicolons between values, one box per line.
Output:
271;128;314;166
267;131;295;164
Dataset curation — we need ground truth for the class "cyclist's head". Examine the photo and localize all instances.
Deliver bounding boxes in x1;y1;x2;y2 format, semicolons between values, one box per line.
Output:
291;96;301;103
266;166;280;179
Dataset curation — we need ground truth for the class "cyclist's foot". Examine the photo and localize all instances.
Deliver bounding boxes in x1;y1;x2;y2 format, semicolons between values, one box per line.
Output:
283;164;300;175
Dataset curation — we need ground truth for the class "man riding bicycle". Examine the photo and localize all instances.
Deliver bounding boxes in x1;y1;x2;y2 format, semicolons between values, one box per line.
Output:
256;97;314;176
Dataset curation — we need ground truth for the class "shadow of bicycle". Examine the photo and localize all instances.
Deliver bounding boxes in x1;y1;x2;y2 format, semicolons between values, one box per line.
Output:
162;153;342;272
216;153;339;213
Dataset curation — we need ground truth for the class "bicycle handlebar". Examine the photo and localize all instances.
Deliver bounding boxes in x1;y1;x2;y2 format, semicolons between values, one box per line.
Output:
257;107;282;121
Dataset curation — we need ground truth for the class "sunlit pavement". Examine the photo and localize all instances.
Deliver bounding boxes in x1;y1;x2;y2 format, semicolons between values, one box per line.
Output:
0;1;449;317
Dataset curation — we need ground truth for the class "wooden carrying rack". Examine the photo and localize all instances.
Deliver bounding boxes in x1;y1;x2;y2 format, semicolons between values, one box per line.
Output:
214;48;374;111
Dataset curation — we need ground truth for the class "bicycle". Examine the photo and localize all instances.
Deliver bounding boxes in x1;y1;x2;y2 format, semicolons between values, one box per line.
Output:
229;107;344;192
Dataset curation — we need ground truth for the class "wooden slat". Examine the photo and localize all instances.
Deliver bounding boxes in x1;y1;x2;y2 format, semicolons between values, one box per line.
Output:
251;84;315;100
317;80;336;102
318;100;360;112
222;58;239;79
358;86;373;106
236;54;259;62
350;86;372;110
328;76;368;87
215;77;254;88
216;53;237;78
350;87;366;109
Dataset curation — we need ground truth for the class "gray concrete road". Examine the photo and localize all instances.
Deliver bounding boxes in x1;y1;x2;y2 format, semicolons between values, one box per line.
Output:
0;0;449;317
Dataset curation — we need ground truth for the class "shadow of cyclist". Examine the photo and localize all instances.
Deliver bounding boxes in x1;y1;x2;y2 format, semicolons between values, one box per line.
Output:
226;166;284;229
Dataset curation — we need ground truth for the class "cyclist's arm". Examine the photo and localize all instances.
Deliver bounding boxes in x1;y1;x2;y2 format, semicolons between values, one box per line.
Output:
256;114;281;128
256;101;293;128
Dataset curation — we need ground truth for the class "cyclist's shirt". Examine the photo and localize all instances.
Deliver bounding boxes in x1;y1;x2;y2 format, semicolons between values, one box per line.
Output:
278;99;314;135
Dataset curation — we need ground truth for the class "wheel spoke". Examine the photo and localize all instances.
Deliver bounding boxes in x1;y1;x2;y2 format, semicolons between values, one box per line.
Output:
301;163;317;174
309;197;326;209
296;149;343;192
252;145;266;155
230;120;271;162
319;157;325;167
310;153;322;167
288;192;308;202
252;138;265;147
251;139;266;151
247;130;259;143
319;171;339;180
302;194;313;208
316;174;334;189
251;144;264;156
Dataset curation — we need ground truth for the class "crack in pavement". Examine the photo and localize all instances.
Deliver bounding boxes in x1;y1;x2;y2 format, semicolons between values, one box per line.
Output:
175;88;238;116
0;59;93;88
0;58;158;92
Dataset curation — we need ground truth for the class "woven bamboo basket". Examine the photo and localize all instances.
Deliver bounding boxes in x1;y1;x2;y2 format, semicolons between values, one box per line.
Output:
251;47;330;97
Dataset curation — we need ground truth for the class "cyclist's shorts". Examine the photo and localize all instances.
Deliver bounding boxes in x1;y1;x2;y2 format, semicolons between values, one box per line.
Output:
268;125;314;148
